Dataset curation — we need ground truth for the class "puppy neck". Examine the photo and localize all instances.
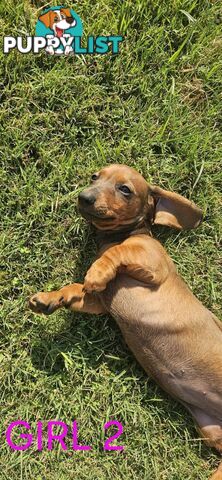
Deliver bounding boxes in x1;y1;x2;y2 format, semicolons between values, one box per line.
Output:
95;218;152;250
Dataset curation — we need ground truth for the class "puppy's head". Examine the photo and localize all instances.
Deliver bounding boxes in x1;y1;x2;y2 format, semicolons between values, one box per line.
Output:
39;8;76;35
78;164;202;231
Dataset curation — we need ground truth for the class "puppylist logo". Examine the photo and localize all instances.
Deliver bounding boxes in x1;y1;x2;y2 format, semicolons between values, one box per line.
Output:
3;5;123;56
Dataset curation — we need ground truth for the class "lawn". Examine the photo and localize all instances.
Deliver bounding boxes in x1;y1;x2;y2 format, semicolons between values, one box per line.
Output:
0;0;221;479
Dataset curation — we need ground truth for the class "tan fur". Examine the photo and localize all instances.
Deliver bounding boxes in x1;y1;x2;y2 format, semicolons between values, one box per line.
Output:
29;164;222;479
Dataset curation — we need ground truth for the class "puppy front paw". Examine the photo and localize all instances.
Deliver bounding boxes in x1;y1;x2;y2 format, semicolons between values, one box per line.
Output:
29;291;64;315
83;269;107;294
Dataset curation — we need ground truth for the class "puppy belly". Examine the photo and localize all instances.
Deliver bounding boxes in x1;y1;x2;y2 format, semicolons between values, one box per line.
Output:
100;275;222;419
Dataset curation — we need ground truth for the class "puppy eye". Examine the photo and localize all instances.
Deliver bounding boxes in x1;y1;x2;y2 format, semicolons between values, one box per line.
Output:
54;17;59;21
91;173;98;181
61;14;66;19
118;185;131;196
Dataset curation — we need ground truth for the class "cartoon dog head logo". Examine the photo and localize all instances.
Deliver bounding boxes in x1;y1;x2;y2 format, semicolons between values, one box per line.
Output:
4;5;123;56
36;5;83;39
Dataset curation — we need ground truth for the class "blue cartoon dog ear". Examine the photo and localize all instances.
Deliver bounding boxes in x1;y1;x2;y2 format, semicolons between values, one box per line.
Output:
39;11;51;29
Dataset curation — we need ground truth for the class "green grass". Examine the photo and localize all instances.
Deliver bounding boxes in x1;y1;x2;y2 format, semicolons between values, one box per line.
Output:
0;0;222;478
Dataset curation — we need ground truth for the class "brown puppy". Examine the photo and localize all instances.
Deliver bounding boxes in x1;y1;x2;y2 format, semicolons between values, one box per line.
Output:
29;164;222;479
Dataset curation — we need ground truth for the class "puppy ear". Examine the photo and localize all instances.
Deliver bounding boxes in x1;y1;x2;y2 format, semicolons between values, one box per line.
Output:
148;184;203;230
61;8;72;16
38;11;52;28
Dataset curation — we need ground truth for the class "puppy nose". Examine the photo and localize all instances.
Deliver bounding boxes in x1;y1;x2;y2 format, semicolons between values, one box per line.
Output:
67;16;74;24
78;191;96;206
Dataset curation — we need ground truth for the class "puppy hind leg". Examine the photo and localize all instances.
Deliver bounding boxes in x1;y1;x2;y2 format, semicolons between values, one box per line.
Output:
186;405;222;479
210;463;222;480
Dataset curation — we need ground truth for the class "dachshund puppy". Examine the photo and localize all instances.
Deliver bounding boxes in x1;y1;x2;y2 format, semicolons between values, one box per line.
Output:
29;164;222;479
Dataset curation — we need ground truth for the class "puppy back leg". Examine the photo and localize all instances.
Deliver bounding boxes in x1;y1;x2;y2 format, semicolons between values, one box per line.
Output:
187;405;222;479
210;464;222;480
29;283;106;315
